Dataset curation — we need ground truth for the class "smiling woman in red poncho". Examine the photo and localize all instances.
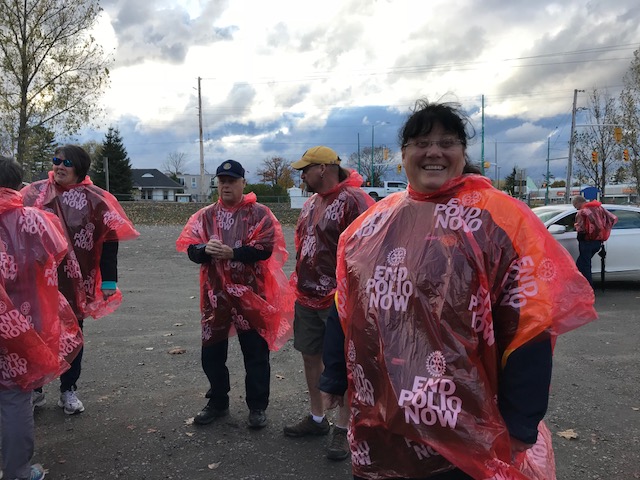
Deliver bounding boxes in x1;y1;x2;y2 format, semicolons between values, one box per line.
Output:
319;99;598;480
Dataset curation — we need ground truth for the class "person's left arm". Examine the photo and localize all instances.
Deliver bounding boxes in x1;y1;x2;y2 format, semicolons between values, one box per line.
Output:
100;241;119;298
498;332;552;449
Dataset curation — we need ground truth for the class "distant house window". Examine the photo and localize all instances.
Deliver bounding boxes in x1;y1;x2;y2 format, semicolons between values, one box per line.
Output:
178;177;185;186
163;190;169;200
191;178;197;188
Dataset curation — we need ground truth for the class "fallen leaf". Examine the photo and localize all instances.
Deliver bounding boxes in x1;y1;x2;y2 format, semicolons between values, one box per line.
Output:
147;428;158;434
174;323;184;327
168;347;186;355
208;463;221;470
190;296;196;299
163;333;173;337
632;407;639;411
127;425;136;430
185;432;194;437
185;417;194;425
557;429;579;440
145;347;154;351
275;374;285;380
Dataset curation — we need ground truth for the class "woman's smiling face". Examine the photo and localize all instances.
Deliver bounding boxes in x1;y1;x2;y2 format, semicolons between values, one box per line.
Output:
401;123;466;194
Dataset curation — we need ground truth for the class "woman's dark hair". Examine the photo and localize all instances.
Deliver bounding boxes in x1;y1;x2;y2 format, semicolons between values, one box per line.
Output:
54;144;92;180
0;155;24;190
398;98;476;165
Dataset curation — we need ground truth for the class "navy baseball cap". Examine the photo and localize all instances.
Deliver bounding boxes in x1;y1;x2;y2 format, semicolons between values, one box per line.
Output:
215;159;245;178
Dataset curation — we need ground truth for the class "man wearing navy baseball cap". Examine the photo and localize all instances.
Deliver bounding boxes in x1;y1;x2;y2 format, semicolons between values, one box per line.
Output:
177;159;294;430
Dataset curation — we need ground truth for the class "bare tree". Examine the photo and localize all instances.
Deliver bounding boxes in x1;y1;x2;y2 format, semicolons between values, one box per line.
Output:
573;89;620;198
0;0;111;179
257;156;294;187
163;151;187;177
347;146;395;187
620;48;640;196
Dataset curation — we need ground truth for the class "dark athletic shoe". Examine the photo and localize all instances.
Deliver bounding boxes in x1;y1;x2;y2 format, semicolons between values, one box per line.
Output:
283;414;330;437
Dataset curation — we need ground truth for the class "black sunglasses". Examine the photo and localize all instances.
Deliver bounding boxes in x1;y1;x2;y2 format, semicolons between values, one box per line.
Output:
52;157;73;167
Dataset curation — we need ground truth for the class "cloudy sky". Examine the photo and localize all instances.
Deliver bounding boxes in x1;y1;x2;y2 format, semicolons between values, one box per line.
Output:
79;0;640;184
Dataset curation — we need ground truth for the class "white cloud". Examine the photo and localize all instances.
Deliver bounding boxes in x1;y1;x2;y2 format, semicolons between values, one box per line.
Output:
80;0;640;182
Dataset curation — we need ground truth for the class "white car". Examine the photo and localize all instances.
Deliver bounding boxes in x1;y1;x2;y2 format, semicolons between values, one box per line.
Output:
532;204;640;277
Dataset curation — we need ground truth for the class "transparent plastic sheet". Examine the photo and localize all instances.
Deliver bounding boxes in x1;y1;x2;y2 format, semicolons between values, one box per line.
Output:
335;175;596;479
21;173;140;320
176;193;294;351
0;189;83;390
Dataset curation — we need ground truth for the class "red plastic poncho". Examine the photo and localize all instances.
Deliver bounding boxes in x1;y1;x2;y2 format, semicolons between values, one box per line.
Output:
575;200;618;241
291;169;375;310
176;193;294;350
21;172;139;320
0;188;83;391
336;175;597;480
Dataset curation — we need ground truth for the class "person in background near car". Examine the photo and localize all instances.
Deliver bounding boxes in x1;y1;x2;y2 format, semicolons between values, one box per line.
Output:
284;146;374;461
1;156;83;480
21;145;139;415
176;159;294;429
320;99;598;479
572;195;618;287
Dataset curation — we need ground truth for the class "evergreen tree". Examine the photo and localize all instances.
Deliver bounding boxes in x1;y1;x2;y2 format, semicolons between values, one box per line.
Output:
503;166;517;195
25;125;57;175
95;127;133;200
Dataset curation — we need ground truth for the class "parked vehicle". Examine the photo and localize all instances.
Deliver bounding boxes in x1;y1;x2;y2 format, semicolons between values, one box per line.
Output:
362;181;407;200
532;204;640;276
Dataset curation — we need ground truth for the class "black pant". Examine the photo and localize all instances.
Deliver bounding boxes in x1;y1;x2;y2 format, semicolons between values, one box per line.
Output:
201;329;270;411
354;469;473;480
60;319;84;392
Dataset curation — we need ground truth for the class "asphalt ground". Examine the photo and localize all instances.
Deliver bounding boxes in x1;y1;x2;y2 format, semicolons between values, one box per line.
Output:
21;225;640;480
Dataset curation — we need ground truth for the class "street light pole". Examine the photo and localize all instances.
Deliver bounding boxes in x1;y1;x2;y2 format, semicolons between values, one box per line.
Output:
371;125;375;186
357;133;361;175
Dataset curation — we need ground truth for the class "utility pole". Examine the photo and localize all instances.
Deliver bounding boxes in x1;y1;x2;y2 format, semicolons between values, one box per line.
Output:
494;142;498;189
197;77;205;202
546;138;551;205
566;89;583;202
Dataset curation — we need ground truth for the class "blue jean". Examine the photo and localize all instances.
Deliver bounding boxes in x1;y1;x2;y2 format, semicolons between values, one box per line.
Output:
576;239;602;286
0;389;34;479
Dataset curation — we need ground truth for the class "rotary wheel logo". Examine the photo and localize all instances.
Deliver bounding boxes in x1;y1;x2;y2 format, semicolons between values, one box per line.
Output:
461;192;481;206
426;351;447;377
386;247;406;267
20;302;30;315
0;301;6;314
537;258;556;282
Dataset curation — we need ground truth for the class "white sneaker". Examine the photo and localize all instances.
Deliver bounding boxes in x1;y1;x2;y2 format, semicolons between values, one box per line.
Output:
58;390;85;415
32;390;46;410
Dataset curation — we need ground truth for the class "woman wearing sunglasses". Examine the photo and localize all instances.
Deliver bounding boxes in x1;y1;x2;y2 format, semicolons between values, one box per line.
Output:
21;145;139;416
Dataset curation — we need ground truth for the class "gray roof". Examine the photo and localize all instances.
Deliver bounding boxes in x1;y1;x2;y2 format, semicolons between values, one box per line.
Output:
131;169;183;188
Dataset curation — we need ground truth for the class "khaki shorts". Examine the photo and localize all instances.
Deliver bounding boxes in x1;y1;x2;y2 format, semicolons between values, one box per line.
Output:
293;302;332;355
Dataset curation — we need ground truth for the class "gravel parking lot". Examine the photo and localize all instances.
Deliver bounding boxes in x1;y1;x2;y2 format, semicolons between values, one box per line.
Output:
23;225;640;479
